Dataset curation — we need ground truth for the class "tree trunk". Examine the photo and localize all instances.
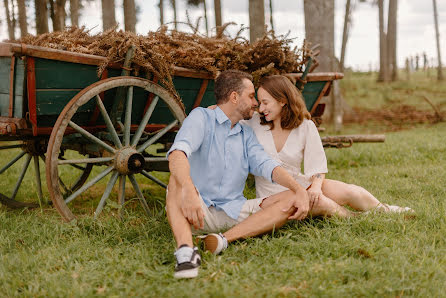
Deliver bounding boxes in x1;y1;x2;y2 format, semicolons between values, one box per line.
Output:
432;0;444;80
35;0;49;34
159;0;164;25
339;0;351;72
387;0;398;81
4;0;16;40
203;0;209;36
377;0;389;82
17;0;28;36
249;0;265;43
171;0;177;30
123;0;136;32
102;0;116;31
49;0;66;31
303;0;343;130
269;0;274;32
214;0;221;28
70;0;79;27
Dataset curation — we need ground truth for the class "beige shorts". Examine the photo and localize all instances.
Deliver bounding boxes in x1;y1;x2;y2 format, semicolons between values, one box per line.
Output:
166;187;265;234
192;193;265;234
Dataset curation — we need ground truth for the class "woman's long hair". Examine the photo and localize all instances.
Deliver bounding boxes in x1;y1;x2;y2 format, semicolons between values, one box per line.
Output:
258;75;311;130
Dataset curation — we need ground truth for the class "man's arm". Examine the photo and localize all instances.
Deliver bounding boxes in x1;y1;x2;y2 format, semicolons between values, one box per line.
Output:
272;166;310;220
168;150;204;230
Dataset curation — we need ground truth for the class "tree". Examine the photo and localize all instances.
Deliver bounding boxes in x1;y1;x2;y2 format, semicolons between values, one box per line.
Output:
49;0;67;31
123;0;136;32
432;0;444;81
170;0;177;30
377;0;389;82
102;0;116;31
214;0;221;28
339;0;351;72
17;0;28;37
249;0;265;43
35;0;49;34
70;0;79;27
387;0;397;81
3;0;16;40
268;0;274;32
304;0;344;130
159;0;164;25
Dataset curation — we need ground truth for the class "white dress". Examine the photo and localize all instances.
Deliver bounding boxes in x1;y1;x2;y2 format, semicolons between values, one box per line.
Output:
241;113;328;198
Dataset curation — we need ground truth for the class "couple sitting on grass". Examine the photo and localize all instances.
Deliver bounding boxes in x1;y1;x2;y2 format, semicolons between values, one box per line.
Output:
166;70;412;279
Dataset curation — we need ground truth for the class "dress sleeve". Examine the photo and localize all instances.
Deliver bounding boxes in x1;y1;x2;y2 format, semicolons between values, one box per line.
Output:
303;120;328;177
166;108;206;158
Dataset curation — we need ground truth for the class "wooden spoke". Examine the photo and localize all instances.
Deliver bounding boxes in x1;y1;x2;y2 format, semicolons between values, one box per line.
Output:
124;86;134;146
131;95;159;146
141;170;167;188
68;121;116;153
58;157;114;165
128;174;151;216
137;120;178;153
11;154;32;200
144;157;167;163
96;95;122;148
64;166;114;204
0;151;26;175
94;171;119;219
0;144;23;150
33;156;44;204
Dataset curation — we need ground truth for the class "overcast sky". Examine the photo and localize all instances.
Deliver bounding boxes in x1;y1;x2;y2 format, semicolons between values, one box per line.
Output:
1;0;445;71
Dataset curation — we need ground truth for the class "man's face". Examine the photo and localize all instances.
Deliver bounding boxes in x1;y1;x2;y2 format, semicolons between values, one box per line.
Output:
236;79;257;120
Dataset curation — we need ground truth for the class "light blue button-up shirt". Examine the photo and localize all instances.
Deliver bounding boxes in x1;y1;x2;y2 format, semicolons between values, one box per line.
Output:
167;107;280;219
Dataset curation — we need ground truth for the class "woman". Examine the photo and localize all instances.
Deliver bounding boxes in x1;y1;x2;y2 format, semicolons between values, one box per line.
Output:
242;75;411;216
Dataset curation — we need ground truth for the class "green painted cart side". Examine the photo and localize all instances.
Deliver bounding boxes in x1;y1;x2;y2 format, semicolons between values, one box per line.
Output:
0;42;343;221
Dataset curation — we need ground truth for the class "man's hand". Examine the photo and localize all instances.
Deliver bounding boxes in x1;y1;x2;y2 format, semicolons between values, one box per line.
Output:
307;185;322;210
180;184;204;230
282;191;310;220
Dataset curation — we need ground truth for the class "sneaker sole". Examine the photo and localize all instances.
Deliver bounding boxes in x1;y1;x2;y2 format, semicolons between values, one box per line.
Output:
203;235;219;254
174;267;198;279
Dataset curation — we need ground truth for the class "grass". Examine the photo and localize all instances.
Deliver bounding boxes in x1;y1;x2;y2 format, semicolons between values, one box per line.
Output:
1;72;446;296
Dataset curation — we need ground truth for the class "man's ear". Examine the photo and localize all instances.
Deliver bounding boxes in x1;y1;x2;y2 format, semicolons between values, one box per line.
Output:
229;91;238;104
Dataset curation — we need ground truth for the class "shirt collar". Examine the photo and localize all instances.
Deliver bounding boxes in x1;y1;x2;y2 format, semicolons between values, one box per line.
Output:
215;106;242;134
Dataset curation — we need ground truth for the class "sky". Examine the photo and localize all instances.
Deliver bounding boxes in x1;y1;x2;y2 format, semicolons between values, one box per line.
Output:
1;0;445;71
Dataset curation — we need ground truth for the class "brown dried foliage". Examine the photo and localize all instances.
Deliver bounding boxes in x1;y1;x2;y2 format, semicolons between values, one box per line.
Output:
19;26;312;103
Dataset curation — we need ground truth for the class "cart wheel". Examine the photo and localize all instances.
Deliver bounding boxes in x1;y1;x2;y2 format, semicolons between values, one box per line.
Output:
46;77;185;222
0;141;94;209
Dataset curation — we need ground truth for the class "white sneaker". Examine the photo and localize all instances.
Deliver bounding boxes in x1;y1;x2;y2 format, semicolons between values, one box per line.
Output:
173;245;201;279
198;233;228;255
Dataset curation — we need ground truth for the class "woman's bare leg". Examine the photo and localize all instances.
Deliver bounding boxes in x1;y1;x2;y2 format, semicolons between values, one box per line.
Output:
321;179;380;211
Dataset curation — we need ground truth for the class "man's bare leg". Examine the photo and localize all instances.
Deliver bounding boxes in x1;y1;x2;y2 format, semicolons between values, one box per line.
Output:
223;191;354;243
165;176;194;248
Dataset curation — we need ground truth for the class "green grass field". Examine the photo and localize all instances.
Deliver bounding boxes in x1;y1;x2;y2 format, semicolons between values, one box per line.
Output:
1;72;445;297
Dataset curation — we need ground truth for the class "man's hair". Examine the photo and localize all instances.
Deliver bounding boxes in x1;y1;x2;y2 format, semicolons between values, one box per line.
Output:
214;70;253;104
258;75;311;130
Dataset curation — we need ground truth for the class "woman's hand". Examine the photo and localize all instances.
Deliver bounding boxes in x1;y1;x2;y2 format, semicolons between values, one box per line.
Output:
307;185;322;210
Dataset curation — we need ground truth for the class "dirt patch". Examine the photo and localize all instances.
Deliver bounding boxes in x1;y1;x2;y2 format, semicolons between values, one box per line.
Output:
344;105;445;130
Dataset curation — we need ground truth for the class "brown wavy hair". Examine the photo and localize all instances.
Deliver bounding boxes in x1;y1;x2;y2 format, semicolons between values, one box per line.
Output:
258;75;311;129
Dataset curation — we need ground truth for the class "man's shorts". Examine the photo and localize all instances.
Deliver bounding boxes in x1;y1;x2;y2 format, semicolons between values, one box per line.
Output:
166;187;265;234
193;192;265;234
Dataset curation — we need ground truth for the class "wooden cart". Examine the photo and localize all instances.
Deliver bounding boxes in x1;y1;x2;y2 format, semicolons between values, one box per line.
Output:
0;42;343;221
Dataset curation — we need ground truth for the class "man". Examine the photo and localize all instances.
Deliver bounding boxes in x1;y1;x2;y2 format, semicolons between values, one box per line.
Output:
166;70;311;279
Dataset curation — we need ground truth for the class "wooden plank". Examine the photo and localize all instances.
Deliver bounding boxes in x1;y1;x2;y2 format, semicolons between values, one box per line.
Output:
26;57;38;136
192;79;209;110
310;81;331;115
9;56;15;117
0;58;11;94
286;72;344;82
13;58;25;118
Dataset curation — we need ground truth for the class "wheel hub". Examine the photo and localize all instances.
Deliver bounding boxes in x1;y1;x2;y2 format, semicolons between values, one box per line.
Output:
114;147;145;174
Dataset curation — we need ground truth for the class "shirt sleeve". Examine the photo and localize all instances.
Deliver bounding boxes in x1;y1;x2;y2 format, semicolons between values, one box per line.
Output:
244;126;280;182
166;108;206;158
303;120;328;177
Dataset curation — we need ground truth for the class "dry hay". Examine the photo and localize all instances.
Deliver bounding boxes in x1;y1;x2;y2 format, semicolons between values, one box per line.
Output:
19;26;312;106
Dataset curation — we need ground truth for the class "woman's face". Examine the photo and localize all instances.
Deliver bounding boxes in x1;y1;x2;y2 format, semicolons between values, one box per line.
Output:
257;87;285;122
